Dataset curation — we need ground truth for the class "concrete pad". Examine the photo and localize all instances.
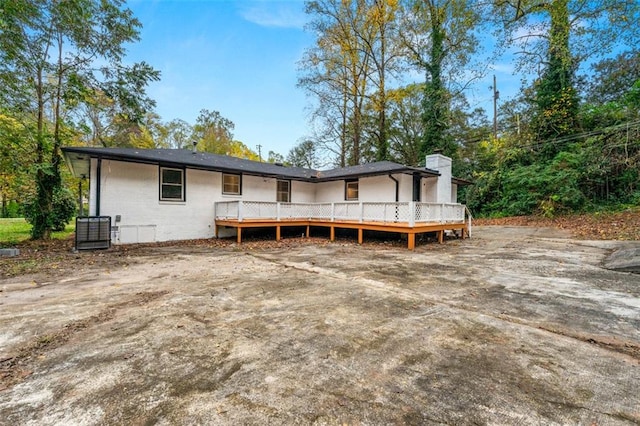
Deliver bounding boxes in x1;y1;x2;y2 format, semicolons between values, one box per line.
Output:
0;248;19;257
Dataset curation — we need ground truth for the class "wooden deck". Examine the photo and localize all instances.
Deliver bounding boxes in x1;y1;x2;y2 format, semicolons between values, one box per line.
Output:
214;218;468;250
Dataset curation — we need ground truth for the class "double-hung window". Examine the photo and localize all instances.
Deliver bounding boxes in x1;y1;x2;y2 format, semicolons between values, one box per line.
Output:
222;173;241;195
160;167;184;201
277;180;290;202
345;180;359;201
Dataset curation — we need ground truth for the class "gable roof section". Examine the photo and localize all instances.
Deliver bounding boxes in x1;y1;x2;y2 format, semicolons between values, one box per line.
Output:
62;147;443;182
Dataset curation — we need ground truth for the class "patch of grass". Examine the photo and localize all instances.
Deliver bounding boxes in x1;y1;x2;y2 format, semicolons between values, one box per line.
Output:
0;218;75;247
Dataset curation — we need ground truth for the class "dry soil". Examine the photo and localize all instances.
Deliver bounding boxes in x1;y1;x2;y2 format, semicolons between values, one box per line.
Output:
1;226;639;425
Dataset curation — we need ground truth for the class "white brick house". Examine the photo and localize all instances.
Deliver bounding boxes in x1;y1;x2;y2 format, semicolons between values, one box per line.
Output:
63;147;470;246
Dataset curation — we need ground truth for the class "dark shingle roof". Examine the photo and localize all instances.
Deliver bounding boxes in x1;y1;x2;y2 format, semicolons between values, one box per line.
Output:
62;147;445;182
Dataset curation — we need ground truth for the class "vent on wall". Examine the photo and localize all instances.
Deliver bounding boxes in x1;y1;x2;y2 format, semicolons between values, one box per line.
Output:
75;216;111;250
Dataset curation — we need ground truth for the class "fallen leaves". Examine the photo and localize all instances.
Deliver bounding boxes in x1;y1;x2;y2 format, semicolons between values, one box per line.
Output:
474;207;640;241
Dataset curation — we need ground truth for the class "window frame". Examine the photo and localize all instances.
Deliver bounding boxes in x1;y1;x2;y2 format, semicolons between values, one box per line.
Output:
159;166;185;202
222;173;242;195
276;179;291;203
345;179;359;201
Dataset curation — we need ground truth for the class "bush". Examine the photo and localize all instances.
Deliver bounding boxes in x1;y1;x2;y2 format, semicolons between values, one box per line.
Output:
24;187;77;235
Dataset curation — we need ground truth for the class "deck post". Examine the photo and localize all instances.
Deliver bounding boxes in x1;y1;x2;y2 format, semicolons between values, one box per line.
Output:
408;233;415;250
358;228;363;244
237;227;242;244
331;203;335;222
359;202;364;223
438;230;444;244
237;201;243;222
276;225;281;241
330;226;335;241
276;202;281;221
306;225;310;237
409;202;415;227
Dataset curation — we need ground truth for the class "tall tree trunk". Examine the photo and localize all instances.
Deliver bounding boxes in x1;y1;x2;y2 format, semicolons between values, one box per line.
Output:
33;62;52;240
532;0;578;160
421;11;452;160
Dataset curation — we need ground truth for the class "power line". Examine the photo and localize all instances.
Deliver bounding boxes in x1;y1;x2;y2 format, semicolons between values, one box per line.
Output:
513;119;640;150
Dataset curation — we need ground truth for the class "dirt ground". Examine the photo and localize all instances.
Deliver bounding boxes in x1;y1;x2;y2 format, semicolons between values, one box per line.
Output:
0;226;639;425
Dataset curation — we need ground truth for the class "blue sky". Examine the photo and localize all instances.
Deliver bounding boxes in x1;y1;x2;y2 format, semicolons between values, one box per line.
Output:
126;0;314;156
125;0;523;156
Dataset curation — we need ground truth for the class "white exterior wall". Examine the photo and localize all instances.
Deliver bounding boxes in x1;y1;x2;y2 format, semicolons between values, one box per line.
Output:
240;175;276;202
397;174;414;202
451;184;458;204
292;181;315;202
96;160;217;244
358;175;396;202
315;181;344;202
422;177;438;203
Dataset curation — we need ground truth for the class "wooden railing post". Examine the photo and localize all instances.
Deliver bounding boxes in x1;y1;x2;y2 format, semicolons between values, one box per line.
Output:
359;202;364;223
409;201;415;227
276;202;281;221
237;201;243;222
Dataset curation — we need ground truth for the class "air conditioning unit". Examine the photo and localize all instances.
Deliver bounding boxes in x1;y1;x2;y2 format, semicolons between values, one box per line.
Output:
75;216;111;250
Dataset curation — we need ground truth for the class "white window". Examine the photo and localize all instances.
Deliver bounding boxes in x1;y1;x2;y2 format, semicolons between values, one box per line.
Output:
277;180;290;202
345;180;359;201
160;167;184;201
223;173;241;195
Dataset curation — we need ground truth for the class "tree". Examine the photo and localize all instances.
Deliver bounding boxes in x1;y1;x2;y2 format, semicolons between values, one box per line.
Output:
386;83;425;166
0;0;159;238
287;140;319;168
164;119;193;149
586;50;640;104
267;150;286;164
300;0;375;166
494;0;640;159
191;109;259;160
193;109;235;154
0;112;34;217
357;0;404;161
401;0;489;161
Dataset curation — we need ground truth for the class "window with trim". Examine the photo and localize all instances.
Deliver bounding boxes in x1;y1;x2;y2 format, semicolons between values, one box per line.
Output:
277;180;290;202
222;173;241;195
160;167;184;201
345;180;359;200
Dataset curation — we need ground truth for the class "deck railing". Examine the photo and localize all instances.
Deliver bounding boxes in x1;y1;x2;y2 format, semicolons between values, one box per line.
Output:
215;200;467;226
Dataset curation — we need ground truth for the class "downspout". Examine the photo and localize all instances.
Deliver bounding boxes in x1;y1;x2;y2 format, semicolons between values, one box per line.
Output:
96;157;102;216
388;175;399;202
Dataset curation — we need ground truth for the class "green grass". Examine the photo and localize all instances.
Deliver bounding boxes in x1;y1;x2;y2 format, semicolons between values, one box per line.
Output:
0;218;75;247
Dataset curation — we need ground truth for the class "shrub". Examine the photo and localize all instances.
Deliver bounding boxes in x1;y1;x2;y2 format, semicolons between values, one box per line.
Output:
24;187;76;235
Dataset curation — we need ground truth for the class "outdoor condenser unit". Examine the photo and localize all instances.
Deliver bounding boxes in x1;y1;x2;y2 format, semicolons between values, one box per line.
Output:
75;216;111;250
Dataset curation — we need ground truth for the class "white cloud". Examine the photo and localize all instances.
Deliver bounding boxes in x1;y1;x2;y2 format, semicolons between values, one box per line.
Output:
239;1;307;29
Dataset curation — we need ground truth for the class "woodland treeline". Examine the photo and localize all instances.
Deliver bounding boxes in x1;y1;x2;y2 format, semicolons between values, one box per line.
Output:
0;0;639;239
296;0;640;217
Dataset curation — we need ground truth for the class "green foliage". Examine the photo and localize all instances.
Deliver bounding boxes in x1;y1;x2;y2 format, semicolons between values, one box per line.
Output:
0;0;158;240
24;187;76;237
0;218;74;247
1;200;21;218
287;140;319;169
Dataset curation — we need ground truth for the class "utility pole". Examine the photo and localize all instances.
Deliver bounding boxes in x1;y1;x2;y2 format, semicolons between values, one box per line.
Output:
492;74;499;139
256;144;262;162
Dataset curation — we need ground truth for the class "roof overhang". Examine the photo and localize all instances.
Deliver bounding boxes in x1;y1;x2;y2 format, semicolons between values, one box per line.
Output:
61;147;313;182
